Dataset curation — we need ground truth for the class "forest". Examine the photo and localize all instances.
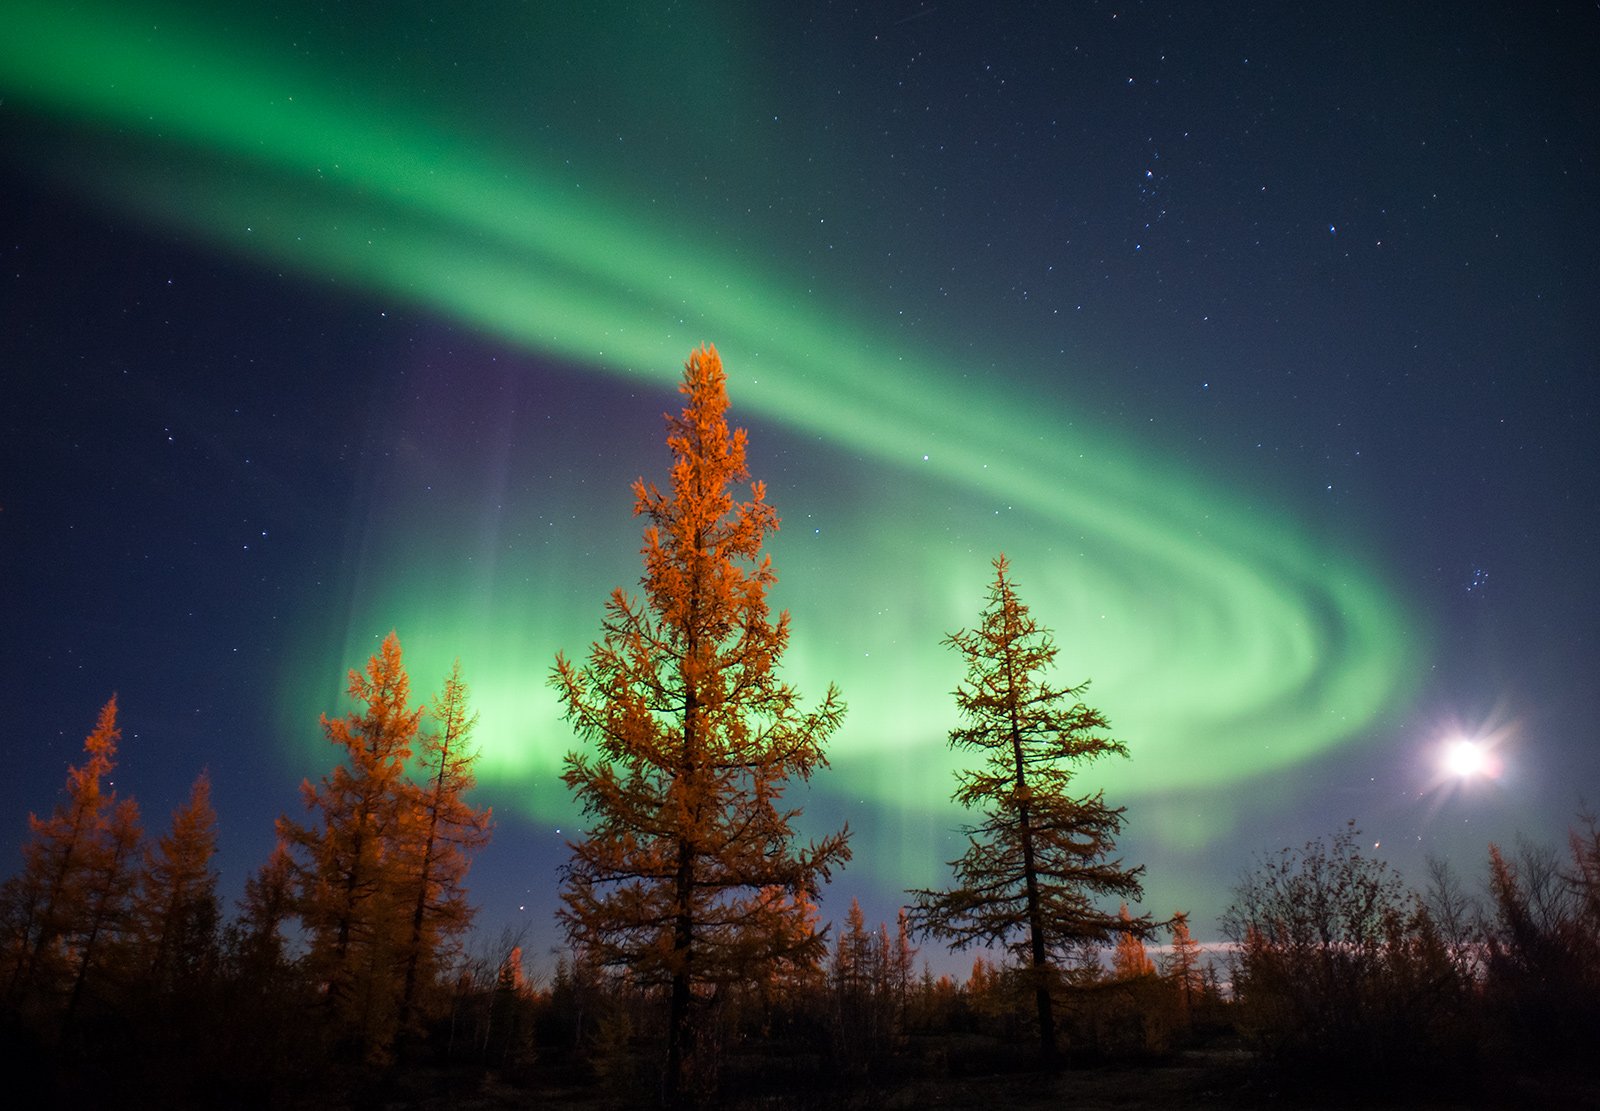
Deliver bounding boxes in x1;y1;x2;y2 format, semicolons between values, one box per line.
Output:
4;348;1598;1109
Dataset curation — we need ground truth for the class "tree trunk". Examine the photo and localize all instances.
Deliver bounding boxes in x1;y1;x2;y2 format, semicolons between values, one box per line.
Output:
666;952;694;1107
1011;718;1056;1065
666;836;696;1107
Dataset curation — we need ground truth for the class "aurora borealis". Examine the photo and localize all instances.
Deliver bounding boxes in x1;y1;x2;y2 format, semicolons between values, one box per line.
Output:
4;2;1596;949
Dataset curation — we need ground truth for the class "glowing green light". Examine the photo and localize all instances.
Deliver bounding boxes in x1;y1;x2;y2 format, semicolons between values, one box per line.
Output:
2;1;1421;885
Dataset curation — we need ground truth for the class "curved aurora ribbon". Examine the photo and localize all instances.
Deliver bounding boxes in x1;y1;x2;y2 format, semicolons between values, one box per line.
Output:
2;2;1417;854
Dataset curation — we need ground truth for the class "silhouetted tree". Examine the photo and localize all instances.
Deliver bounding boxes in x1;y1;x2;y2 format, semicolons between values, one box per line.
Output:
554;345;850;1106
1160;911;1203;1021
1223;822;1470;1079
903;964;962;1033
827;900;918;1071
1571;812;1600;928
396;661;491;1034
888;908;917;1024
909;556;1145;1064
830;899;886;1067
63;795;141;1025
233;839;296;978
1481;829;1600;1061
832;899;876;997
1419;854;1482;985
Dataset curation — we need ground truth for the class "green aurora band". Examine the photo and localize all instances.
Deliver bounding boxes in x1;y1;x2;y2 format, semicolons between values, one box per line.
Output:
3;2;1418;880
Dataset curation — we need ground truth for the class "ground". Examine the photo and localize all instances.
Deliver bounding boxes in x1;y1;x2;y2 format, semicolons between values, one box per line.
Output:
304;1037;1600;1110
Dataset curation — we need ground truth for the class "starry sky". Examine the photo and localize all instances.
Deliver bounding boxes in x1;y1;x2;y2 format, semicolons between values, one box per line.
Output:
3;1;1596;967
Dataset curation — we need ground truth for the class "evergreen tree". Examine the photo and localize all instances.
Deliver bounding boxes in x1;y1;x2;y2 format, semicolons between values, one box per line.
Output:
279;631;422;1059
909;556;1146;1064
554;345;850;1105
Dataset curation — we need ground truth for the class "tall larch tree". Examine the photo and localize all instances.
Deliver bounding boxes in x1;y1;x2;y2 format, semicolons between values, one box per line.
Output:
234;839;296;979
1;697;141;1018
888;908;918;1025
909;555;1146;1064
1161;911;1204;1019
395;660;492;1033
279;630;422;1059
832;898;877;1001
63;793;141;1024
554;344;850;1105
133;771;221;995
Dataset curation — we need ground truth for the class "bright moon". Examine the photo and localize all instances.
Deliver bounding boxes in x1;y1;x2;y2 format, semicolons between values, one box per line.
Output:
1445;739;1487;778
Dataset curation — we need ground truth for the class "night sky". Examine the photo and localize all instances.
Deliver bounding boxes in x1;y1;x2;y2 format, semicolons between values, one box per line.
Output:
3;2;1596;969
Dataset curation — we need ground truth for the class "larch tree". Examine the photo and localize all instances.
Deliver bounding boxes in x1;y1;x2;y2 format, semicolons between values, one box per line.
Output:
1161;911;1204;1019
909;555;1146;1064
740;884;827;1021
279;630;422;1059
133;771;221;994
1;697;142;1018
832;898;876;997
396;660;492;1032
234;839;296;978
554;345;850;1105
830;898;880;1060
888;908;918;1024
63;793;141;1024
829;899;916;1060
1112;903;1155;979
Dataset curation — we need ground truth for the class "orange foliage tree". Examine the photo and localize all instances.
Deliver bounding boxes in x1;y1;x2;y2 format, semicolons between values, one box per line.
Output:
233;838;296;980
1112;903;1155;979
396;660;491;1030
1;697;142;1022
133;771;221;994
280;631;421;1056
554;346;850;1105
279;633;489;1059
